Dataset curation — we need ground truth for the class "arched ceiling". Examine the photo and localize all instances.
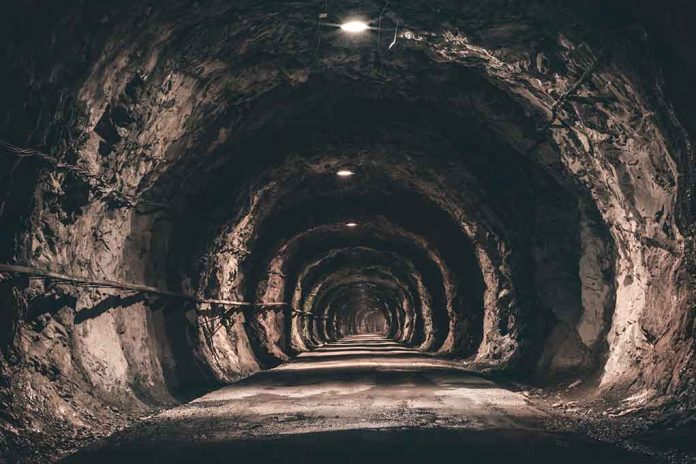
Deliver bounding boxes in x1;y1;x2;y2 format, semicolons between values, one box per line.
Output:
0;5;694;451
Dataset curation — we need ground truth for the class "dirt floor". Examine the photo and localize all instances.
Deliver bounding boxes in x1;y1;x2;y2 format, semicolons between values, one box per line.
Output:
56;334;677;464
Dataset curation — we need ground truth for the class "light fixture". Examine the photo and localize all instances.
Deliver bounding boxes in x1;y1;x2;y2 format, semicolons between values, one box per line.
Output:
336;169;354;177
340;20;370;33
345;222;358;228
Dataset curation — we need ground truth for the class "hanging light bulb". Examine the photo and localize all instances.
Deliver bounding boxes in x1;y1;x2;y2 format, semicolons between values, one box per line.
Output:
336;169;354;177
340;20;370;33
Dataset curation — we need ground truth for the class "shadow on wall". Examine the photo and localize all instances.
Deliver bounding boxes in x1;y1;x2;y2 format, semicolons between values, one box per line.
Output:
73;293;148;323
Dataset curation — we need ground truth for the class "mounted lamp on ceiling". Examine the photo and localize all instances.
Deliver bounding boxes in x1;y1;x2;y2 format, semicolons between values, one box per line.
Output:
345;222;358;228
336;169;354;177
340;20;370;33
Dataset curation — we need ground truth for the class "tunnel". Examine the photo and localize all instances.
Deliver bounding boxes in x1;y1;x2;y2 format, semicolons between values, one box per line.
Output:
0;1;695;463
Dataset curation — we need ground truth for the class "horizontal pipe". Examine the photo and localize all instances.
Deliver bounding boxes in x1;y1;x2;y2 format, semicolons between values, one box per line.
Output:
291;310;327;319
0;263;286;308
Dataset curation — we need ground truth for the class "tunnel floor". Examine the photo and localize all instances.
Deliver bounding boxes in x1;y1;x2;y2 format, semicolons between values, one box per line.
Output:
61;335;659;463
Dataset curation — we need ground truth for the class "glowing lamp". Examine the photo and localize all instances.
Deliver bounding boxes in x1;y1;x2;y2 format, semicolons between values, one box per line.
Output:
336;169;355;177
345;222;358;228
340;20;369;33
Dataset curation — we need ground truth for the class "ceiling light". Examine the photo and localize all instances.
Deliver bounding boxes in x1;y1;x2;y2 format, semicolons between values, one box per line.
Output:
340;20;369;33
336;169;354;177
346;222;358;228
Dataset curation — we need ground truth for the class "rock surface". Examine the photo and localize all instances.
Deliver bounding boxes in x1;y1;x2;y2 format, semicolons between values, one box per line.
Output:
0;1;694;462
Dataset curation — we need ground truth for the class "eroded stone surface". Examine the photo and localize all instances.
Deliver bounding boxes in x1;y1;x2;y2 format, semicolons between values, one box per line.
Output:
0;2;694;462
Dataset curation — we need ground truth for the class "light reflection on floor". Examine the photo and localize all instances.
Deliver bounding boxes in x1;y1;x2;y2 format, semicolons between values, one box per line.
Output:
62;334;661;464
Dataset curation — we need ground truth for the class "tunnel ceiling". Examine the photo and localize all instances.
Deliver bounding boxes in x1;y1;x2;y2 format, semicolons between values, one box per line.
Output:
0;1;695;461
